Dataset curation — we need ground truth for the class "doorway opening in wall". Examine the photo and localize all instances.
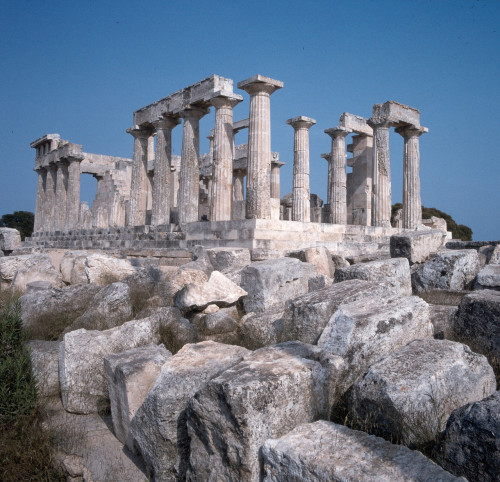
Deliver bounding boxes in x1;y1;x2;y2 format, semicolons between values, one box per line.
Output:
80;174;98;211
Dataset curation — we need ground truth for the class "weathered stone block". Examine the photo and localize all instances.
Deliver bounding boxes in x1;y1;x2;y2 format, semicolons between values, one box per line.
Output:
0;227;22;252
205;247;251;271
262;421;463;481
287;246;335;277
59;250;89;284
349;339;496;445
104;343;171;449
84;253;138;285
475;264;500;291
186;342;328;482
129;341;249;481
27;340;60;398
429;304;457;339
390;229;445;264
239;308;285;349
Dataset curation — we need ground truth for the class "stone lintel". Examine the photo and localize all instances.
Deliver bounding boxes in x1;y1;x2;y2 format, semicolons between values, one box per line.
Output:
211;90;243;103
286;116;316;129
133;74;234;126
371;101;421;127
339;113;373;136
324;126;351;138
233;118;250;132
30;133;61;149
35;142;84;170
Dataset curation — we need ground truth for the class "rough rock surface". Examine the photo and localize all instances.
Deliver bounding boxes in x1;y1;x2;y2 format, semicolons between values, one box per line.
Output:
349;339;496;445
429;304;457;339
334;257;412;296
390;229;445;264
64;282;133;333
475;264;500;290
59;250;89;284
490;244;500;264
27;340;60;398
205;247;251;272
238;308;285;349
174;270;247;312
437;391;500;482
240;257;312;313
262;421;463;482
165;267;208;300
288;246;335;277
18;283;101;332
454;289;500;357
0;227;22;252
104;344;171;449
186;342;328;482
84;253;138;285
129;341;249;481
412;249;480;292
318;295;433;403
193;305;241;345
59;313;163;414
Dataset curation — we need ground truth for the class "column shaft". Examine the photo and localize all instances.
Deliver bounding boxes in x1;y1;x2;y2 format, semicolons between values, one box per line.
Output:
66;159;81;229
128;128;151;226
371;123;392;227
233;170;245;201
44;166;57;232
270;162;283;199
34;169;46;232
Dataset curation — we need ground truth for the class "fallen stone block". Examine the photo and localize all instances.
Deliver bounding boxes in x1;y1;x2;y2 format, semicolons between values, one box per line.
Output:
193;305;241;345
390;229;445;264
412;249;480;292
27;340;60;398
159;308;198;354
174;270;247;312
239;308;285;349
287;246;335;277
331;253;350;269
478;245;495;267
129;341;249;481
240;257;311;313
262;421;463;481
186;342;328;482
0;227;22;253
59;312;164;414
205;247;251;271
437;391;500;482
429;304;457;339
454;290;500;357
104;343;171;449
59;250;89;285
490;244;500;264
84;253;138;285
334;257;411;296
349;339;496;446
475;264;500;291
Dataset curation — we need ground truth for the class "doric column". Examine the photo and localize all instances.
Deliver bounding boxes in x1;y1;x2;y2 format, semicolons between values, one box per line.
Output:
151;116;180;225
127;126;152;226
44;165;57;232
54;161;69;231
287;116;316;222
210;94;242;221
178;106;209;224
233;169;245;201
396;125;427;229
368;120;392;227
238;75;283;219
34;168;47;232
65;157;83;229
270;160;285;199
325;126;350;224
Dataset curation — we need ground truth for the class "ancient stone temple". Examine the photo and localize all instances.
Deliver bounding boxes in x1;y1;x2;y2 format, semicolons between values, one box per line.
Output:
26;74;428;254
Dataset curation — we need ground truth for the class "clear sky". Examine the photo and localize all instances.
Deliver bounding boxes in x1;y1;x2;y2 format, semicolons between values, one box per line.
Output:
1;0;499;240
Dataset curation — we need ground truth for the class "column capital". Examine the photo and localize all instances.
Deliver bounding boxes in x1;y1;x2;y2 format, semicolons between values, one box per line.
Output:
126;126;153;139
395;125;428;139
237;74;283;96
179;106;209;120
210;92;243;109
152;116;180;131
271;160;285;168
367;118;393;129
320;152;333;161
325;126;351;139
287;116;316;130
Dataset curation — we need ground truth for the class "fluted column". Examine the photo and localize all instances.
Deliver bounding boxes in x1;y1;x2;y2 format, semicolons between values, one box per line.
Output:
127;126;152;226
54;161;69;231
44;165;57;232
210;94;241;221
325;126;350;224
287;116;316;222
368;120;392;227
238;75;283;219
270;160;285;199
151;116;180;225
65;157;82;229
396;125;426;229
233;169;245;201
178;107;208;224
34;168;47;232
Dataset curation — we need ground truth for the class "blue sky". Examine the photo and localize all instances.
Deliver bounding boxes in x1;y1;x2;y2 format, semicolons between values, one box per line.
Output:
1;0;499;240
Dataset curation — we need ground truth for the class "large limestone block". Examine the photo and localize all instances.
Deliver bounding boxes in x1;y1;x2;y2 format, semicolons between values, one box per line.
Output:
318;295;433;402
437;391;500;482
390;229;445;264
412;249;480;292
64;282;133;333
262;421;463;481
239;308;285;349
475;264;500;290
349;339;496;446
205;247;251;272
18;283;100;333
0;227;22;252
174;270;247;312
334;257;412;296
186;342;328;482
193;305;241;345
59;313;164;414
27;340;60;398
0;254;63;292
59;250;89;284
490;244;500;264
240;257;311;313
104;343;171;449
129;341;249;481
288;246;335;277
454;290;500;357
165;268;208;298
283;279;396;345
84;253;138;285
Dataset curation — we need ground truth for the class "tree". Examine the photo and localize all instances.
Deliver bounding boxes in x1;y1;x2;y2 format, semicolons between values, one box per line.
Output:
0;211;34;240
391;204;472;241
